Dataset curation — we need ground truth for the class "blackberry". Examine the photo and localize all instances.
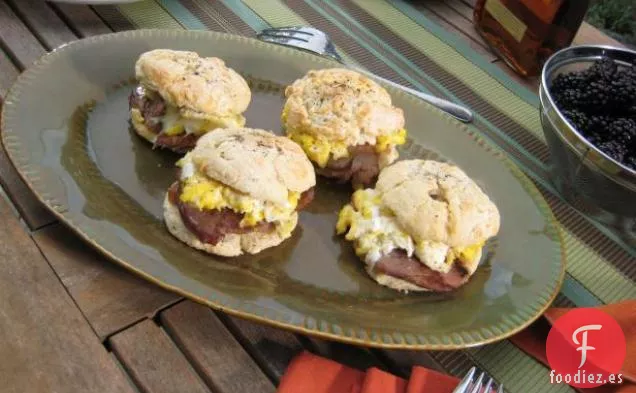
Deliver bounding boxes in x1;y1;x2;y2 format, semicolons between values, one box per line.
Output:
607;75;636;111
561;109;589;131
548;58;636;169
585;58;618;81
625;155;636;171
553;88;583;111
597;139;629;163
551;72;587;93
577;81;611;110
608;118;636;145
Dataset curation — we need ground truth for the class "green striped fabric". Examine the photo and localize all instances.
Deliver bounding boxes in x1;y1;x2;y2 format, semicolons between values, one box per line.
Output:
89;1;635;391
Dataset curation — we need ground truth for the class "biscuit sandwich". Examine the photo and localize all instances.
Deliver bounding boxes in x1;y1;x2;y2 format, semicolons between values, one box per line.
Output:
336;159;500;292
164;127;316;256
282;68;407;188
129;49;251;153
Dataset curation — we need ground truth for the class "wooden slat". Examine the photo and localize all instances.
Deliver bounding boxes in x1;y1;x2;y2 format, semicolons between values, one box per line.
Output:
0;145;55;229
32;223;180;339
0;0;46;69
574;22;625;48
0;49;18;97
414;1;497;61
446;0;476;21
110;319;210;393
49;3;112;37
222;315;304;383
6;0;77;51
92;5;136;32
160;301;276;393
0;195;136;393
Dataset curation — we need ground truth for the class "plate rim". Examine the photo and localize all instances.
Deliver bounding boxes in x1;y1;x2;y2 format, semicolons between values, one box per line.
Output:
0;29;566;350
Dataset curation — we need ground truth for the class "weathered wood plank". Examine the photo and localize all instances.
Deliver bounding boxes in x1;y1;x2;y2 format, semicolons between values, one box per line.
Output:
92;5;136;32
574;22;625;48
410;0;496;61
222;314;304;383
109;319;210;393
161;301;276;393
32;223;180;339
0;48;19;97
0;195;136;393
0;0;46;69
0;145;55;229
446;0;476;21
420;0;494;56
49;3;112;37
6;0;77;50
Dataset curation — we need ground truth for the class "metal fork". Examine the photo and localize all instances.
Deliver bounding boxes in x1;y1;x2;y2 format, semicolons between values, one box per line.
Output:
257;26;473;123
452;367;504;393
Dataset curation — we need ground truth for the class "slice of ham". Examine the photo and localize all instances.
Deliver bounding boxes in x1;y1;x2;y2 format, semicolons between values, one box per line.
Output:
129;86;199;152
374;250;470;292
317;144;380;188
155;133;199;154
168;183;315;245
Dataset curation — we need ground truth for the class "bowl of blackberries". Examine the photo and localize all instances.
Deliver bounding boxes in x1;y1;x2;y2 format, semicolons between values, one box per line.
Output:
540;45;636;229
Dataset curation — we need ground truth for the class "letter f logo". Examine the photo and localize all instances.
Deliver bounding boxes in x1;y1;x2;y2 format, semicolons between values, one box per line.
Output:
572;324;602;368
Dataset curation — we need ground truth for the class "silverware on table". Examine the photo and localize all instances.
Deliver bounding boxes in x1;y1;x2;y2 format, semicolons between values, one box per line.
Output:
257;26;474;123
452;366;504;393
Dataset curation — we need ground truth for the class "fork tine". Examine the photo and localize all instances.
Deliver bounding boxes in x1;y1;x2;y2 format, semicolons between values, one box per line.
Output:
482;377;493;393
496;384;504;393
453;367;476;393
260;27;314;36
257;35;316;53
256;32;310;43
468;371;486;393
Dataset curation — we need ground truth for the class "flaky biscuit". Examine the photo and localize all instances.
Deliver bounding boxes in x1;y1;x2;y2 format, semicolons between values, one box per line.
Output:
135;49;250;119
187;128;316;206
376;160;500;247
283;68;405;146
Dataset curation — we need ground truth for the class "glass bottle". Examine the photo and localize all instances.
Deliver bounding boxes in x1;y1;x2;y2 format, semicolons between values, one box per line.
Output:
474;0;590;76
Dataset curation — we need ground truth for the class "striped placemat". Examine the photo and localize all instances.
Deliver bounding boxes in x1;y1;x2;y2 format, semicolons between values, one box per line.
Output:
87;1;636;391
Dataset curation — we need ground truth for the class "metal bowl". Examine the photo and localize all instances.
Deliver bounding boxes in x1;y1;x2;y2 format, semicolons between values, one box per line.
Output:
540;45;636;233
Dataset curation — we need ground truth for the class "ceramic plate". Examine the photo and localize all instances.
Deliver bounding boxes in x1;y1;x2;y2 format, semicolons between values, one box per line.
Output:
1;30;564;349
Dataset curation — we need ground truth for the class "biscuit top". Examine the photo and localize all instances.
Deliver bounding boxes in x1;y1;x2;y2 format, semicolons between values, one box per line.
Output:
283;68;405;146
135;49;250;118
186;128;316;205
375;160;500;247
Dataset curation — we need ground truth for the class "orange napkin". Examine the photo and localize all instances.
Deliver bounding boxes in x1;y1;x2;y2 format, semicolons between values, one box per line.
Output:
277;351;364;393
361;367;406;393
277;351;469;393
510;300;636;392
407;366;462;393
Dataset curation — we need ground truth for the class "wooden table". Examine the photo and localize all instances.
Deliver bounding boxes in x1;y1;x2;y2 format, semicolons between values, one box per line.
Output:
0;1;626;393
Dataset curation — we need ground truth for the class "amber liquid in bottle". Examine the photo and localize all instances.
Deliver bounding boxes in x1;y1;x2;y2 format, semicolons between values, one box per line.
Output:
474;0;589;76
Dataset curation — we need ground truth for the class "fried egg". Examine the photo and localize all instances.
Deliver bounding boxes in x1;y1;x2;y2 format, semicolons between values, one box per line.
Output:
336;189;483;273
177;157;300;228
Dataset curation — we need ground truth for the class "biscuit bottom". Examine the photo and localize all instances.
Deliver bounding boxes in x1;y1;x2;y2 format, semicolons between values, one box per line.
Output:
163;194;297;257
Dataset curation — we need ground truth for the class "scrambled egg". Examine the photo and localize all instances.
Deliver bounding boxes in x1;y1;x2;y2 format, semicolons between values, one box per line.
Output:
160;105;242;136
176;158;300;230
282;107;407;168
336;189;483;273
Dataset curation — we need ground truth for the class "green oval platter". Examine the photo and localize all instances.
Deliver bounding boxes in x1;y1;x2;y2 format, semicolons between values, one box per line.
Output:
0;30;565;350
